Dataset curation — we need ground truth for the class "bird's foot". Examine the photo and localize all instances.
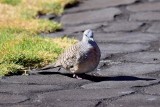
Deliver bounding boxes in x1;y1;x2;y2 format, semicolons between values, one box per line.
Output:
22;70;30;76
73;74;82;79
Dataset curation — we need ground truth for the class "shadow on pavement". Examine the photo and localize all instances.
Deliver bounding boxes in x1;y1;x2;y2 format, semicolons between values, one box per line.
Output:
38;71;156;82
77;74;156;82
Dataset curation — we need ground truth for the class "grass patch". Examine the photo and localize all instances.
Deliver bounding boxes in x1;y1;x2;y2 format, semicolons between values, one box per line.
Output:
0;31;77;76
0;0;78;34
0;19;62;34
0;3;62;34
0;0;22;6
0;63;23;76
0;0;78;76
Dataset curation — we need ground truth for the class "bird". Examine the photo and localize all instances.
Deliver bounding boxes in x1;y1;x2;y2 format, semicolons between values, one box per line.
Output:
41;29;101;79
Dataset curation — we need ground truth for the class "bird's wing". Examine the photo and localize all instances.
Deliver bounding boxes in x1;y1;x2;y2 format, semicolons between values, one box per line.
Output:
54;43;81;69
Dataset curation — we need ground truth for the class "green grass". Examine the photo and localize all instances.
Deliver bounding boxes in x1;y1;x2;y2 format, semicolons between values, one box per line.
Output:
0;30;77;76
0;0;78;76
37;19;62;33
0;0;22;6
2;36;61;66
0;63;23;76
40;2;63;15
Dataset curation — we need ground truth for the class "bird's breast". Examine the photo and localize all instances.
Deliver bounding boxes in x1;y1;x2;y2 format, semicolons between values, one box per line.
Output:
72;46;101;74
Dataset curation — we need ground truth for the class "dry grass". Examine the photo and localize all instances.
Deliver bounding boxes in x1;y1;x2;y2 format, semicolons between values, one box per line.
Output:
0;19;61;34
0;2;62;33
0;0;78;33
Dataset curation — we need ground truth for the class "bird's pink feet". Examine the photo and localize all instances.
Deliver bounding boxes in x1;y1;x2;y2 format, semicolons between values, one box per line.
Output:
73;74;82;79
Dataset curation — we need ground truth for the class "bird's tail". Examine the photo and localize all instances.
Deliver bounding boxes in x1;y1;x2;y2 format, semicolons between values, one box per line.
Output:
41;64;57;70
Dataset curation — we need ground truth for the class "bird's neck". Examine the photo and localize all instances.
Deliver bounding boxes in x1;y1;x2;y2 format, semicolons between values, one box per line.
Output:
82;36;88;42
81;38;97;48
82;37;93;43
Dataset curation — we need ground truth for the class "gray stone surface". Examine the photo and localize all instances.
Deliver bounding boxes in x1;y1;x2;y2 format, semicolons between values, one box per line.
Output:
82;78;157;89
43;23;108;39
108;94;160;107
0;84;62;94
99;43;149;54
61;8;121;25
100;50;113;60
130;12;160;21
144;84;160;95
149;0;160;1
148;22;160;33
98;63;160;76
118;52;160;64
43;101;98;107
94;32;158;43
127;2;160;12
66;0;137;12
3;104;41;107
65;23;107;33
0;94;28;104
103;21;143;32
1;75;88;85
37;88;134;101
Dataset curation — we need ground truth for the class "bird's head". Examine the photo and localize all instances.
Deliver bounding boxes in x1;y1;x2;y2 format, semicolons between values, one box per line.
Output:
82;29;94;42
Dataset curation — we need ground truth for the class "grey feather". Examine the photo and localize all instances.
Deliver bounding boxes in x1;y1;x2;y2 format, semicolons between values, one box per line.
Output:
41;64;57;70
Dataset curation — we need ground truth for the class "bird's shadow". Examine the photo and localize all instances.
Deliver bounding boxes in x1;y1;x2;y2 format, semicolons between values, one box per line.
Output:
37;71;156;82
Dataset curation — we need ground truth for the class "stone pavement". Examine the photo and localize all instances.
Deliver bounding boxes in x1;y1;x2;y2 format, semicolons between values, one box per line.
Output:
1;0;160;106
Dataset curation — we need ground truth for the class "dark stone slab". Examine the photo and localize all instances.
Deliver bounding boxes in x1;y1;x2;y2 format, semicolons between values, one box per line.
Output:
118;52;160;64
103;21;143;32
147;22;160;33
2;103;42;107
149;0;160;1
61;8;121;25
98;63;160;76
0;84;62;94
99;43;149;54
94;32;158;43
148;0;159;2
82;77;157;89
0;94;28;104
130;12;160;21
146;71;160;78
1;75;88;85
100;50;113;60
37;88;134;101
108;94;160;107
127;2;160;12
64;23;106;34
144;84;160;95
41;23;106;38
66;0;137;12
43;101;98;107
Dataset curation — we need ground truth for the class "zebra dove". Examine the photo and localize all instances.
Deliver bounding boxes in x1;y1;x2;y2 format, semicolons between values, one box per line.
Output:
41;29;101;79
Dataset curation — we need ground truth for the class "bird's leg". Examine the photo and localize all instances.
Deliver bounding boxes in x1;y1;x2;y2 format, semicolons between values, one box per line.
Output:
73;74;82;79
57;67;61;72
